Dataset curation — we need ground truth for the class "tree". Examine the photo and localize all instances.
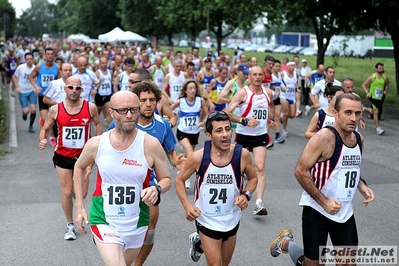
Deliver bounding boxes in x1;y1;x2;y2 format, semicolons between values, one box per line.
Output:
58;0;121;38
0;0;16;39
119;0;174;45
264;0;363;67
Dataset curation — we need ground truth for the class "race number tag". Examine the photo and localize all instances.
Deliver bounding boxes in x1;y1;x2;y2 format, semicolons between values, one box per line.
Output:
103;182;139;218
62;126;85;148
41;74;54;87
335;170;359;201
172;85;181;93
202;187;234;216
100;83;112;95
10;61;17;70
253;108;268;128
375;88;383;98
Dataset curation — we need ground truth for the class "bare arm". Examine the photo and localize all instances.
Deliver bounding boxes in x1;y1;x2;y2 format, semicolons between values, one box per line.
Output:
206;79;216;111
89;102;102;135
225;89;246;123
294;129;341;215
304;111;320;139
29;64;41;94
12;74;19;92
43;96;57;106
218;80;234;104
175;150;203;221
161;74;172;103
159;96;177;127
38;105;58;150
384;75;390;94
113;73;121;92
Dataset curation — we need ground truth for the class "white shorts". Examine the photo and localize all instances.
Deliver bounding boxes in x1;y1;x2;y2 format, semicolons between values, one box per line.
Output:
91;224;148;251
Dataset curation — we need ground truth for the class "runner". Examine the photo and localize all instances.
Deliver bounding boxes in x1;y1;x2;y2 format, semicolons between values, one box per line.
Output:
39;76;101;241
304;85;344;139
305;64;326;116
225;66;275;216
196;58;215;97
362;62;389;135
280;62;298;138
29;47;59;125
95;57;114;126
270;59;286;144
3;47;18;96
310;66;341;110
175;111;257;264
171;80;208;189
12;52;36;132
114;57;135;91
72;56;99;102
73;90;172;265
270;93;374;266
161;58;186;106
148;55;165;89
205;66;228;112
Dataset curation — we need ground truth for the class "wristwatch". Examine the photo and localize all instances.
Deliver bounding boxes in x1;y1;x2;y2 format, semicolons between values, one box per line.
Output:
241;190;252;201
154;184;162;195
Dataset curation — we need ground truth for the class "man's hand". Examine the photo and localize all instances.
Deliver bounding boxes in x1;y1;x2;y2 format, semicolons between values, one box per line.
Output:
322;198;342;215
358;182;374;207
184;204;202;222
141;186;159;206
247;115;259;127
235;195;248;210
75;209;89;234
39;139;47;150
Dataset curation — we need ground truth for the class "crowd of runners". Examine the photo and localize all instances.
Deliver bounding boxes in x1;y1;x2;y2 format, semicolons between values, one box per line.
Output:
1;36;382;265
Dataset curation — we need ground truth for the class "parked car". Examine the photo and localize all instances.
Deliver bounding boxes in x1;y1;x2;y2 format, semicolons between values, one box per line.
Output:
289;46;306;54
178;40;188;47
301;47;318;56
272;45;288;53
244;44;259;52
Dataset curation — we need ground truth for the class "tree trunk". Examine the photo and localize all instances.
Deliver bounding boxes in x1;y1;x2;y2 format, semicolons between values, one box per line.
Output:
388;28;399;97
167;34;173;46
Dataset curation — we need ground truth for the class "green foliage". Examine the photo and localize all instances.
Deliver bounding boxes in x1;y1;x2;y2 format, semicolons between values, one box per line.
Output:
0;89;7;144
0;0;16;39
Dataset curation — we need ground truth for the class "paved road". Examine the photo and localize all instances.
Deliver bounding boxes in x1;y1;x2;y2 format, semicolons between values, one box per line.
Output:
1;91;398;266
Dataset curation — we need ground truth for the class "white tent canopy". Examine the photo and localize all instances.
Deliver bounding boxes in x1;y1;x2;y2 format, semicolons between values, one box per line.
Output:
114;31;147;42
67;33;90;42
98;27;125;42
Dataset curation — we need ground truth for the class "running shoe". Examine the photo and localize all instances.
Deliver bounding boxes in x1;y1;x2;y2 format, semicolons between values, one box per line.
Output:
189;232;202;262
274;135;285;144
376;127;385;135
295;110;302;117
22;114;27;121
50;136;57;147
267;134;274;149
253;201;268;216
64;225;76;241
185;179;191;189
29;126;35;133
281;129;288;138
305;105;311;116
39;117;44;127
270;229;293;257
11;91;15;97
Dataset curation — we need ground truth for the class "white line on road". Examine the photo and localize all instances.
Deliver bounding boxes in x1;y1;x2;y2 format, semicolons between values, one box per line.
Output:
8;87;18;147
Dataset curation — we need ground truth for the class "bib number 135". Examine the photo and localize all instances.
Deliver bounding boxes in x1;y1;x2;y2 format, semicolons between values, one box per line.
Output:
107;186;136;205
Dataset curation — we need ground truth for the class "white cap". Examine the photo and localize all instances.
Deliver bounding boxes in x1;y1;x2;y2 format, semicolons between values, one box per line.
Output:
302;59;307;63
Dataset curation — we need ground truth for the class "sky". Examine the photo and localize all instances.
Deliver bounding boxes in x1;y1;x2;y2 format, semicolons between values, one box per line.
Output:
10;0;55;18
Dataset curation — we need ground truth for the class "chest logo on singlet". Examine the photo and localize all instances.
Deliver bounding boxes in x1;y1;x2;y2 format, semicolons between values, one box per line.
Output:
122;158;143;167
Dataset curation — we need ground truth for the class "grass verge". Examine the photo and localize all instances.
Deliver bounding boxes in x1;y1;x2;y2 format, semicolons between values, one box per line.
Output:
0;88;8;159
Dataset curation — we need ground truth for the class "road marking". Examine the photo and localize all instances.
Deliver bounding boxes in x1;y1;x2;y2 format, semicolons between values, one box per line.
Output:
8;86;18;147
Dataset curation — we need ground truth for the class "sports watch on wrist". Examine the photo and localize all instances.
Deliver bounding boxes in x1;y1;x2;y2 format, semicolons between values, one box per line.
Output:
241;190;252;201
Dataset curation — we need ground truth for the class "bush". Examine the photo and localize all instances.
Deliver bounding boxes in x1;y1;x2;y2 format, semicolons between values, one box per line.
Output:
0;89;7;144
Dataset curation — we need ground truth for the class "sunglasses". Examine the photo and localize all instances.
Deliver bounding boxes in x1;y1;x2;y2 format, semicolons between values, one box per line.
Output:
66;85;83;91
128;79;141;84
111;107;140;115
208;111;229;121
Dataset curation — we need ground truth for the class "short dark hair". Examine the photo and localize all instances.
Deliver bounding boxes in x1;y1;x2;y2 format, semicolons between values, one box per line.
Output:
325;66;335;73
264;55;274;63
45;47;54;53
132;80;162;103
341;78;353;84
273;59;281;65
375;62;384;69
24;52;33;59
132;68;151;81
124;57;135;65
186;62;195;68
205;111;231;134
334;93;361;111
324;85;344;99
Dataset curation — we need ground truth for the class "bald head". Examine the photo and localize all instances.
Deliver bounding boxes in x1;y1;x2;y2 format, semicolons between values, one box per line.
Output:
77;56;88;73
110;91;139;108
65;76;81;85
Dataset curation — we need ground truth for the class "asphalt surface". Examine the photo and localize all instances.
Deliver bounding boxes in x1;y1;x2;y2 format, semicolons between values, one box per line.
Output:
1;90;398;266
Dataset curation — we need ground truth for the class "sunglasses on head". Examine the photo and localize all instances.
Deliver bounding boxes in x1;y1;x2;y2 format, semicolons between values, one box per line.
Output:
128;79;141;84
66;85;82;91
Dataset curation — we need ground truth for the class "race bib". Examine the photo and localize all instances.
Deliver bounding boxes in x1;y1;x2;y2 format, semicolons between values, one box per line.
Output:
62;126;85;148
103;182;140;218
100;82;112;95
375;88;383;99
41;74;54;88
181;115;198;131
335;170;359;201
253;108;268;128
202;187;234;216
172;85;181;93
10;61;17;70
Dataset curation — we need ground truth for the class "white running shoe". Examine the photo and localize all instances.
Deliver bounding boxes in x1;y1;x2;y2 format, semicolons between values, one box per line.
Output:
64;225;76;240
281;129;288;138
376;127;385;135
189;232;203;262
305;105;311;116
185;179;191;189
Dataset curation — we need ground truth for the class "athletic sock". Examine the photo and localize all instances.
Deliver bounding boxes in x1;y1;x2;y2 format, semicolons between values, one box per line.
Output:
285;240;304;266
67;222;74;227
276;132;280;138
29;113;36;127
